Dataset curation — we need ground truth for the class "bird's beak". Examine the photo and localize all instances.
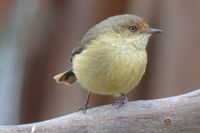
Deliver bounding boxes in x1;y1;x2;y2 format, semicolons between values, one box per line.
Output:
147;28;163;34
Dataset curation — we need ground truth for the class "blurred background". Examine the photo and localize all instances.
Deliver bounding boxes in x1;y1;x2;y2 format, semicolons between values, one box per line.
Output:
0;0;200;125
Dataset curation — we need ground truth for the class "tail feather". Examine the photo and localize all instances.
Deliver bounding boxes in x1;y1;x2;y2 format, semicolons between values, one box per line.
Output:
53;70;77;85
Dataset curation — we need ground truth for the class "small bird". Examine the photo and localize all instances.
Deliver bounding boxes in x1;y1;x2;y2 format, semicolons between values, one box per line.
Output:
54;14;162;112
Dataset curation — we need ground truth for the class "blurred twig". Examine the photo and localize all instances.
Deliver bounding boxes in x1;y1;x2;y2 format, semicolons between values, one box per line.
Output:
0;89;200;133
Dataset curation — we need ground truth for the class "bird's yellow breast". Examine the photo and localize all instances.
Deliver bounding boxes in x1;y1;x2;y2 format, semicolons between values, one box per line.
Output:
73;34;147;96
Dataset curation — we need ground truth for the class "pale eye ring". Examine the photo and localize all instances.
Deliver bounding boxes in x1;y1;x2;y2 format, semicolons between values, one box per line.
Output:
128;26;137;32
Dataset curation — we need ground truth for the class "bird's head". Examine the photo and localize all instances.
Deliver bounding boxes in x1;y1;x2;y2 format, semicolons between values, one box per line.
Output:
94;14;163;50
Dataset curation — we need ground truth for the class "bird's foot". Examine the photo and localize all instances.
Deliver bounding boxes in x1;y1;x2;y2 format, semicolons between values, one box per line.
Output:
78;92;91;113
78;105;90;113
112;93;128;108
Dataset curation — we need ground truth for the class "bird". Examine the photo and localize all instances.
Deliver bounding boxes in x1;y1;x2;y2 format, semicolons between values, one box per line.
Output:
54;14;162;112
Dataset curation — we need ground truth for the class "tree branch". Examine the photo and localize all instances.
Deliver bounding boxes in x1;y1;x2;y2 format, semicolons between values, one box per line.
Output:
1;89;200;133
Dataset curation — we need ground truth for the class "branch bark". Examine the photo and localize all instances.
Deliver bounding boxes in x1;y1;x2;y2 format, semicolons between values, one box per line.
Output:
1;89;200;133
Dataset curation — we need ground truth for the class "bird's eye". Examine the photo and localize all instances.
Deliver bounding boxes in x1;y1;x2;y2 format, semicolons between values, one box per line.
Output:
128;26;137;32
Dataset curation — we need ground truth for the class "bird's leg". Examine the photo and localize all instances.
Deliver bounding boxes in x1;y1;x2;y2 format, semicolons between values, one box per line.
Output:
78;92;91;113
112;93;128;108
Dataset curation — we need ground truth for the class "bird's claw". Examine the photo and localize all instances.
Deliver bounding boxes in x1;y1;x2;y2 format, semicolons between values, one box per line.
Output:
78;105;90;113
112;94;128;108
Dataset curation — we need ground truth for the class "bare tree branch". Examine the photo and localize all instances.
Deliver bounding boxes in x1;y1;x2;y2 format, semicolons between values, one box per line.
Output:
1;89;200;133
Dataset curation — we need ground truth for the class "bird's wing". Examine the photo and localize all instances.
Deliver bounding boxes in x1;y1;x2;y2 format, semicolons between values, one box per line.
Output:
69;26;101;63
69;44;84;63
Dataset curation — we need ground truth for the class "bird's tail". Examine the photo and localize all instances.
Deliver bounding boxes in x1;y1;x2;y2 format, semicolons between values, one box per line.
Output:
53;70;77;85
